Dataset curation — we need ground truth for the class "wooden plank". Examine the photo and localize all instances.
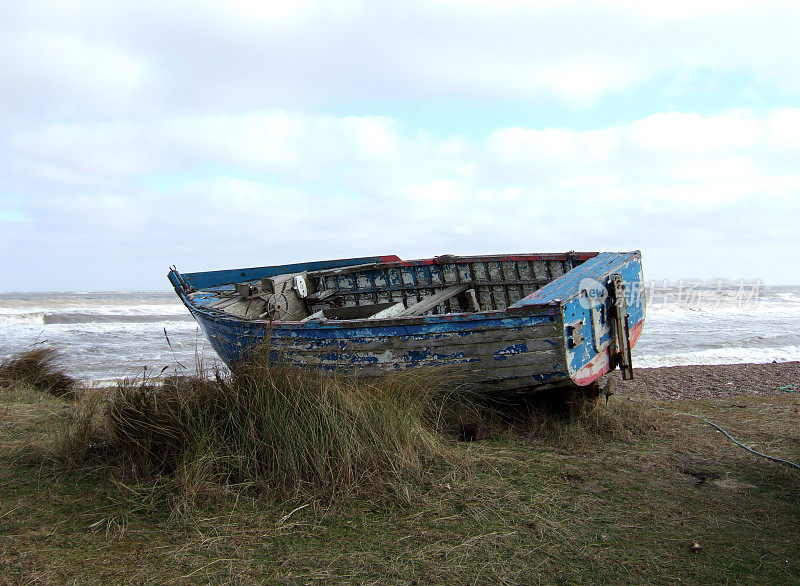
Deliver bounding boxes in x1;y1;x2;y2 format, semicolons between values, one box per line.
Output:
244;298;267;319
278;335;561;360
222;300;252;318
302;279;545;301
300;349;558;371
181;256;391;290
477;367;567;384
272;348;560;383
322;302;401;320
396;284;471;317
210;296;243;310
301;309;327;322
306;262;388;278
471;351;558;371
273;322;560;350
473;374;571;392
369;301;405;319
272;323;562;355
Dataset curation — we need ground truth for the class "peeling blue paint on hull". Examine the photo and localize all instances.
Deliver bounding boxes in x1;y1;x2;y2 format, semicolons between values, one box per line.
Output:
190;306;571;391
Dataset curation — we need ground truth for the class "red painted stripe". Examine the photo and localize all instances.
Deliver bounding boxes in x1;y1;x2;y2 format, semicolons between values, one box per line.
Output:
571;319;645;386
387;252;600;267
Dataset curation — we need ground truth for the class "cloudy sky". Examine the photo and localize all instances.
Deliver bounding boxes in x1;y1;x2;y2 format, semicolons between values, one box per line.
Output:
2;0;799;291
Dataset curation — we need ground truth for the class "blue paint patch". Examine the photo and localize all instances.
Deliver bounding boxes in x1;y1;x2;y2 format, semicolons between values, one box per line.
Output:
494;343;528;356
180;256;391;290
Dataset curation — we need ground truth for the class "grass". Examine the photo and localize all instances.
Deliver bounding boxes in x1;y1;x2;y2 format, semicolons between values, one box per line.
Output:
0;346;76;397
55;346;452;503
1;347;798;583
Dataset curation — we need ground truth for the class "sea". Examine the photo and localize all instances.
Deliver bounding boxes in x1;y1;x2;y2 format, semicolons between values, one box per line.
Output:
1;283;798;382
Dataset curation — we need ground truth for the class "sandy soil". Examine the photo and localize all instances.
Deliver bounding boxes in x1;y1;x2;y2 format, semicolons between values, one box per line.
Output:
608;361;800;400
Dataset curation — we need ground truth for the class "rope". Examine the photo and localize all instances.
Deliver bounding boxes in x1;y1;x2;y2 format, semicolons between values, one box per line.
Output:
634;400;800;471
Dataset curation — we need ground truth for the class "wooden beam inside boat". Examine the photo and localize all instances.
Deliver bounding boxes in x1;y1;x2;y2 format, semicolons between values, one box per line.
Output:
396;283;471;317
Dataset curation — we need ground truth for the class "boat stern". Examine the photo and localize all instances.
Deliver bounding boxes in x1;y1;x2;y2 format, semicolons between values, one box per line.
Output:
510;251;646;386
560;252;646;385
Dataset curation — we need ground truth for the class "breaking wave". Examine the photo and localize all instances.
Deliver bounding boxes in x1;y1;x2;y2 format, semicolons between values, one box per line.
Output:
0;312;47;325
1;287;799;381
0;311;194;325
634;345;800;368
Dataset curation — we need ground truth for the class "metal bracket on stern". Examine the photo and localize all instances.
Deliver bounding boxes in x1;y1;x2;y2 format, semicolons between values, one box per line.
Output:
608;273;634;380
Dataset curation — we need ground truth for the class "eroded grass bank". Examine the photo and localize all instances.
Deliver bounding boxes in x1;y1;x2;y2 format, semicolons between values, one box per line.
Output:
1;348;798;583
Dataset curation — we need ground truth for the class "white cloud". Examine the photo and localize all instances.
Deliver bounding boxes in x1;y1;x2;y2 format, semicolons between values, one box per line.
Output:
226;0;359;26
3;106;800;288
602;0;768;20
0;30;149;116
628;112;761;152
10;121;155;185
769;108;800;150
2;2;800;287
2;0;800;113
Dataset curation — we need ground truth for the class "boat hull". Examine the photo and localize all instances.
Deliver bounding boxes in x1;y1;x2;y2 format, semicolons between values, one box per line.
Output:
188;303;572;391
169;251;645;392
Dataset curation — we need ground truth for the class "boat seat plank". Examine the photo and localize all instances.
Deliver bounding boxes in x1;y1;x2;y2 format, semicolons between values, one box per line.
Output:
456;288;480;312
310;301;405;321
369;301;405;319
396;284;471;317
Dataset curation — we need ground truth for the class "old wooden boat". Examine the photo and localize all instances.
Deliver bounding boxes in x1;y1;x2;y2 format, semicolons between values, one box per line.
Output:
168;251;645;392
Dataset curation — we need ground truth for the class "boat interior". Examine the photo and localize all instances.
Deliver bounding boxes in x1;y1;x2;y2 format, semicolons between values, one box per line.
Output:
188;253;597;322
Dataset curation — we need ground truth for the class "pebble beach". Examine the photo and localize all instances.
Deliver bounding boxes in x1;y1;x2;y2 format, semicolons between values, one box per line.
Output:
611;361;800;400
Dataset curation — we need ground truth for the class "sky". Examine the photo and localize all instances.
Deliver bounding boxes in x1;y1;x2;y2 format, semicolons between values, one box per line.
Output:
2;0;799;291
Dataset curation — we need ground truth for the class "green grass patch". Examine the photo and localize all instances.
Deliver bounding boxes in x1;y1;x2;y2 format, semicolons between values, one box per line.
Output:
1;347;798;583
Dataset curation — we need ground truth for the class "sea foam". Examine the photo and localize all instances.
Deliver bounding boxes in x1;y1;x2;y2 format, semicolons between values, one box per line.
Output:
1;286;798;381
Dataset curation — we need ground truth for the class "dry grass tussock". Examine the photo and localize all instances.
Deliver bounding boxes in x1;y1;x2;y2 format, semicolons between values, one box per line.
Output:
3;346;658;504
58;346;453;500
0;346;77;398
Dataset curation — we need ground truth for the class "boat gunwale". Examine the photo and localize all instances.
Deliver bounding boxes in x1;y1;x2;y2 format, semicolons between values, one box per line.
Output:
181;291;563;331
177;251;600;289
305;251;599;277
175;251;605;329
